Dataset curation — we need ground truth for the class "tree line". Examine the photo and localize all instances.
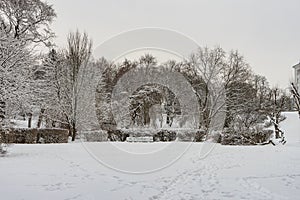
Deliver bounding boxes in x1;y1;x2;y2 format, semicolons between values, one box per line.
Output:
1;0;299;145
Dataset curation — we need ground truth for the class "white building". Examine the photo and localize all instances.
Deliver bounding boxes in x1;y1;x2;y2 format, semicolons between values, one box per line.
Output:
293;62;300;91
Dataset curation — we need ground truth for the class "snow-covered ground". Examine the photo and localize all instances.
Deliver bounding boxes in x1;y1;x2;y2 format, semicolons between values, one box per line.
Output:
1;112;299;200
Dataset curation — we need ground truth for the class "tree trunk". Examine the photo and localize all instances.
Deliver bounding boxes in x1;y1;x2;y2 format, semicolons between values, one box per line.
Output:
291;83;300;118
143;104;150;126
274;126;280;138
0;101;5;121
28;113;32;128
71;120;76;141
37;108;45;128
68;124;72;137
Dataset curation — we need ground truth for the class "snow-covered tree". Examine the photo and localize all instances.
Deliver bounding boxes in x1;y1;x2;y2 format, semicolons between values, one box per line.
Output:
0;0;56;45
96;59;136;131
0;27;35;127
0;0;56;128
225;81;258;131
189;46;226;137
265;87;290;140
29;49;67;128
62;30;92;141
76;59;104;132
139;53;157;66
128;83;179;128
221;50;252;128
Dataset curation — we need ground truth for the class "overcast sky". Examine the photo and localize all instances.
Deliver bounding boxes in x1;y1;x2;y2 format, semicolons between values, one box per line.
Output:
48;0;300;88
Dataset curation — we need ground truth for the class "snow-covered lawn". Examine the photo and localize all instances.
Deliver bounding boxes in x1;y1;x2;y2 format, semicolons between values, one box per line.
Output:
1;112;299;200
1;142;300;200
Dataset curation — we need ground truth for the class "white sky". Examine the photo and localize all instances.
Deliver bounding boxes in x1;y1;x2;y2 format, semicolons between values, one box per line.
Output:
47;0;300;88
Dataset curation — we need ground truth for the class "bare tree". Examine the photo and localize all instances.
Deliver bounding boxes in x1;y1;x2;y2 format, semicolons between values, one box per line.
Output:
221;50;252;129
139;54;157;66
265;87;289;141
225;81;258;131
189;46;226;138
64;30;92;141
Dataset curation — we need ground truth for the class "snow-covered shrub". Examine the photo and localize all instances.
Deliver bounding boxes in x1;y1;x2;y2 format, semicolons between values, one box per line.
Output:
0;128;69;144
194;130;207;142
208;131;222;143
83;130;108;142
176;131;194;141
107;129;129;141
0;129;11;154
0;129;11;155
0;128;37;143
36;129;69;143
153;130;176;141
0;131;6;154
0;143;8;154
175;129;206;142
221;129;273;145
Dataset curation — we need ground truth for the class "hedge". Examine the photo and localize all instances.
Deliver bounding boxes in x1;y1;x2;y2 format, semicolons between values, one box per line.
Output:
0;128;69;144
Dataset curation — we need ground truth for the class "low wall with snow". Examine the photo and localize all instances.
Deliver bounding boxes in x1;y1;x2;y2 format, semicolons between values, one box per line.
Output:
0;128;69;144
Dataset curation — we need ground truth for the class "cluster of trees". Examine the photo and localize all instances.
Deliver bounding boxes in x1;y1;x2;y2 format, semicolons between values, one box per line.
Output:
1;1;299;147
0;0;56;127
26;31;93;142
0;0;54;152
0;0;93;144
187;47;294;143
96;50;295;144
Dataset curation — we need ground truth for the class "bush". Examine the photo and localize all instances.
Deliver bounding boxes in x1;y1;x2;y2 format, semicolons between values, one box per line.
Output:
221;129;273;145
0;128;37;144
0;143;7;154
153;130;176;141
0;128;69;144
107;129;129;141
175;129;206;142
83;130;108;142
0;129;8;155
36;129;69;143
194;130;207;142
